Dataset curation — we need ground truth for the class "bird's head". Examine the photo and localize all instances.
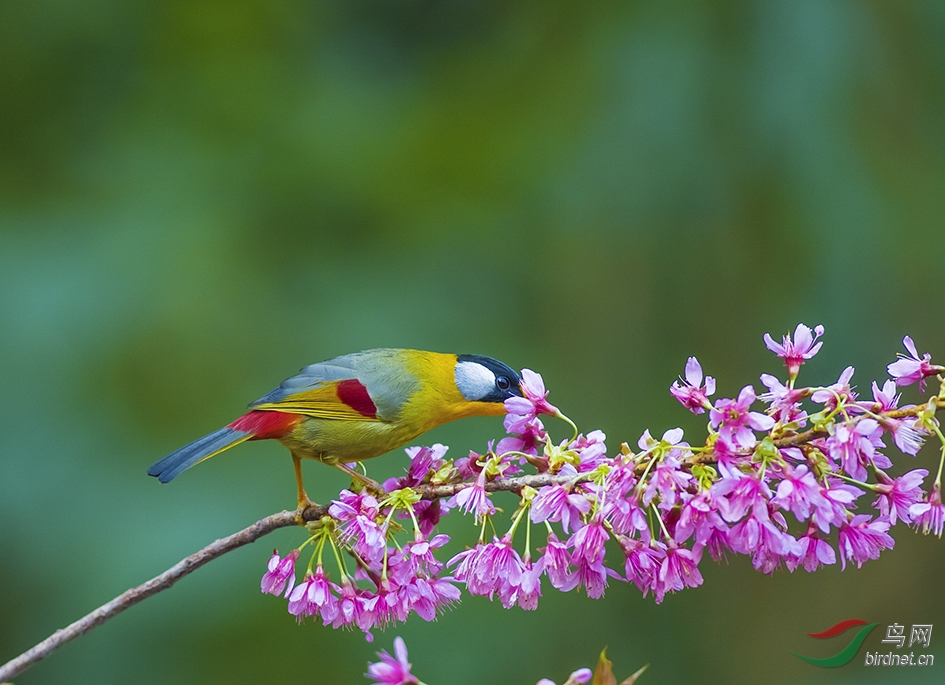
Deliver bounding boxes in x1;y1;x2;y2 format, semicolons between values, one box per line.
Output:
453;354;523;406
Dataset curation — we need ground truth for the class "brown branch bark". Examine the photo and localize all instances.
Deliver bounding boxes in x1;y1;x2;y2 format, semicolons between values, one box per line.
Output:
2;398;939;682
0;506;327;683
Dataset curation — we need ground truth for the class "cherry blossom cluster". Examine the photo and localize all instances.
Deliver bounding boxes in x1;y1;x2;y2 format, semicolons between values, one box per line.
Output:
261;324;945;638
260;481;461;641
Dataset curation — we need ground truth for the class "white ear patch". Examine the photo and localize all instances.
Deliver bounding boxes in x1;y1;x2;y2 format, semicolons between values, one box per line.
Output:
455;361;496;401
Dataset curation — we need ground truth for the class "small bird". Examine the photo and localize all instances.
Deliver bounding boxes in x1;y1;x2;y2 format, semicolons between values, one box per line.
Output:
147;349;522;509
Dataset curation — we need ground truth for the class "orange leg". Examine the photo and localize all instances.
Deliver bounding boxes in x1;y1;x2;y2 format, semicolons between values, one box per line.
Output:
293;453;315;524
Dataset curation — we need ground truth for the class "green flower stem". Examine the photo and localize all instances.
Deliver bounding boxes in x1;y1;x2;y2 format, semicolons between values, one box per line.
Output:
829;471;878;491
556;409;580;443
931;425;945;488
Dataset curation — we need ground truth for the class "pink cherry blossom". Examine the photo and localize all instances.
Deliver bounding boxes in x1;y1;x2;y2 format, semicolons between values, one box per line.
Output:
758;373;808;424
655;543;703;604
512;556;545;610
870;380;900;412
837;515;895;570
910;485;945;537
674;490;728;547
260;548;299;597
811;481;862;534
539;532;577;591
569;518;610;566
811;366;857;410
620;535;666;597
670;356;716;414
497;414;546;456
366;637;420;685
530;485;591;532
763;323;825;378
287;565;338;623
714;473;773;523
447;470;495;520
772;464;825;521
384;444;449;491
869;381;927;455
887;336;944;391
709;385;775;450
873;469;928;525
786;526;836;572
450;536;524;602
571;553;610;599
825;419;881;482
329;490;386;563
643;454;694;512
505;368;559;418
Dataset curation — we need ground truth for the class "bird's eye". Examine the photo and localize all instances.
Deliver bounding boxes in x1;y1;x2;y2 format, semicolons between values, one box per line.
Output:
496;376;511;391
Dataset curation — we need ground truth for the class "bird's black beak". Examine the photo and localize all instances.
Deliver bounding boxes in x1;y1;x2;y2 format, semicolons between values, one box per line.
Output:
511;377;525;398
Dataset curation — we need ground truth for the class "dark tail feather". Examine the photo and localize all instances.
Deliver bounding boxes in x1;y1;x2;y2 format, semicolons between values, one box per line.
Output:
147;426;252;483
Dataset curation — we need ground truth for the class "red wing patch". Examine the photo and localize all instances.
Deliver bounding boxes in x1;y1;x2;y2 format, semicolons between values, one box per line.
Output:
336;378;378;418
228;410;302;440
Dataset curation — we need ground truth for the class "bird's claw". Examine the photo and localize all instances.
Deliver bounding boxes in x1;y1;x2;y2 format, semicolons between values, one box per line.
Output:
295;495;317;526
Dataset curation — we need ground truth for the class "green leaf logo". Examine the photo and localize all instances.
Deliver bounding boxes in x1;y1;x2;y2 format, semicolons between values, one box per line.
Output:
791;619;879;668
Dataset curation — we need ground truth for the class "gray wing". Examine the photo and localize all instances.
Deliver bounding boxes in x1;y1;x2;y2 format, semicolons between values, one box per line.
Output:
249;351;366;406
248;349;414;421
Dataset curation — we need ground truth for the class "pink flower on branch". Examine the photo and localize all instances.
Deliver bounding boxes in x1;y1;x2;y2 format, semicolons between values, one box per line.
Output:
450;536;527;604
530;484;591;533
837;515;895;570
771;465;825;522
620;534;666;598
655;543;703;604
505;368;559;419
810;481;862;534
758;373;808;425
674;491;728;547
260;549;299;597
911;485;945;537
873;469;928;525
764;323;825;379
888;336;944;391
384;444;449;491
286;565;338;623
786;526;836;573
709;385;775;450
447;470;495;520
540;532;577;591
670;356;716;414
329;490;386;564
825;419;882;482
643;454;693;512
366;637;421;685
811;366;857;410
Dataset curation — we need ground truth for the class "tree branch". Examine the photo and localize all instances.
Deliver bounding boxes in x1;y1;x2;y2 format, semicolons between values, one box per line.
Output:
3;399;938;682
0;505;328;683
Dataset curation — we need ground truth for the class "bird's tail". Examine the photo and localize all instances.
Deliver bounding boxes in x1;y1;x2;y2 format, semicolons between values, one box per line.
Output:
147;410;301;483
147;426;252;483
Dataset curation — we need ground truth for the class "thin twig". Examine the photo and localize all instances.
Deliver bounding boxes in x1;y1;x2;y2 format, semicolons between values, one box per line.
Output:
0;505;327;683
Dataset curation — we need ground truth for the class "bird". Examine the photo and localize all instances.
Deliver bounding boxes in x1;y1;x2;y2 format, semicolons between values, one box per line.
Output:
147;349;523;510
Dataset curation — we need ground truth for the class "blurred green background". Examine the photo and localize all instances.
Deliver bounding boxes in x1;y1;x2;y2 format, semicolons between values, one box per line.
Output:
2;1;945;683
